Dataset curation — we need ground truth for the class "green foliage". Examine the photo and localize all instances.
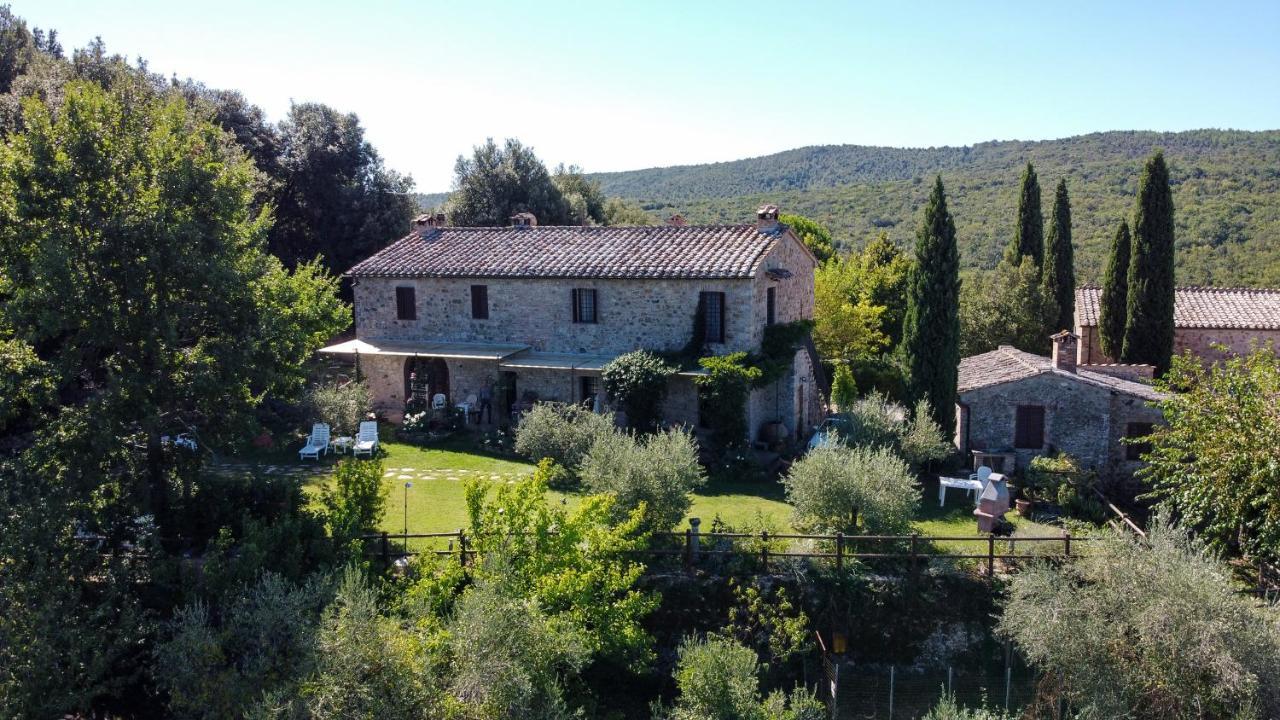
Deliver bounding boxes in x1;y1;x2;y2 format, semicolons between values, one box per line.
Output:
783;444;919;535
1121;150;1177;373
0;5;33;96
1140;348;1280;558
661;635;822;720
1021;453;1105;522
1041;178;1075;333
592;130;1280;287
813;234;911;363
999;518;1280;719
552;163;607;225
959;258;1056;356
322;458;388;561
697;352;763;447
601;350;675;433
779;212;835;262
922;693;1014;720
155;572;333;720
830;393;950;470
463;471;656;666
513;401;617;478
1098;220;1131;360
305;380;371;436
580;427;707;533
723;581;813;686
448;137;572;226
755;320;815;386
602;196;656;225
0;336;54;429
902;177;961;437
830;363;857;411
1004;162;1043;267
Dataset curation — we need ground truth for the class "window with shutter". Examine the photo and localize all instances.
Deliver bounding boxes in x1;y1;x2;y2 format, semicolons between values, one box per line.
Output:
700;291;726;343
572;288;597;324
395;286;416;320
1125;422;1154;461
1013;405;1045;449
470;285;489;320
766;286;776;326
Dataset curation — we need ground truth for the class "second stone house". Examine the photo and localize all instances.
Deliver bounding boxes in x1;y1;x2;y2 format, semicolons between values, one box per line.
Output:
320;205;823;443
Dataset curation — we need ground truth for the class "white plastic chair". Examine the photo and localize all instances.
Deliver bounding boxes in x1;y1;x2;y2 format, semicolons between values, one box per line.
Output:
970;465;993;484
299;423;330;460
431;393;446;410
352;421;379;458
456;394;478;424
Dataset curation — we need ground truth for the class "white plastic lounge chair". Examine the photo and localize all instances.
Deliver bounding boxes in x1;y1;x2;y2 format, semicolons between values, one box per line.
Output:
353;420;379;458
299;423;330;460
431;393;447;410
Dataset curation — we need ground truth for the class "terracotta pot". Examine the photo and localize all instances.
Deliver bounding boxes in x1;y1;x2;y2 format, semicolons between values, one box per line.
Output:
1015;498;1033;517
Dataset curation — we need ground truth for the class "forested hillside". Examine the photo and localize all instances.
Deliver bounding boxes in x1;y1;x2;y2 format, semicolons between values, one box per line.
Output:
589;131;1280;286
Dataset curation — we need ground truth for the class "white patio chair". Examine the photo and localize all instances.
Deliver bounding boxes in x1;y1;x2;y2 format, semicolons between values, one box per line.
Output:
431;393;447;410
353;420;379;458
456;394;478;424
299;423;330;460
970;465;993;484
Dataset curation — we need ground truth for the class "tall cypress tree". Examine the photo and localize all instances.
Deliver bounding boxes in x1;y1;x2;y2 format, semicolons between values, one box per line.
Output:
1004;162;1044;267
1098;220;1131;360
1041;178;1075;333
902;176;961;437
1121;151;1176;373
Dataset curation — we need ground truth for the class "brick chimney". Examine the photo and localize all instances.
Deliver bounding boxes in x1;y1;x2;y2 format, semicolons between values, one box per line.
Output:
411;212;447;235
1051;330;1078;374
756;204;780;232
510;212;537;228
666;214;687;227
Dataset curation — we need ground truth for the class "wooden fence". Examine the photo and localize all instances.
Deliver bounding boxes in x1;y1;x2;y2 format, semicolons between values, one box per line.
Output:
359;528;1095;579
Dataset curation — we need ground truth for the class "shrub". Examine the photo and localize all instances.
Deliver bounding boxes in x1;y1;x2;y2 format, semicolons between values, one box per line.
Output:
921;693;1014;720
663;635;823;720
601;350;674;433
305;381;371;436
696;352;761;448
783;444;918;535
830;363;857;411
833;393;949;469
513;402;616;475
580;427;706;532
999;517;1280;719
322;458;388;561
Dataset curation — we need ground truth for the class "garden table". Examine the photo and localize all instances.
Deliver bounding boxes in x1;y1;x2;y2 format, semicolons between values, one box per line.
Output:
331;436;355;454
938;476;984;506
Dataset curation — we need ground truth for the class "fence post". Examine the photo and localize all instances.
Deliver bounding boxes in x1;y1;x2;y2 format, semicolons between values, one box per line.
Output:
684;528;693;570
888;665;895;719
760;530;769;573
381;531;389;566
909;533;919;574
835;532;843;570
689;517;701;565
1063;530;1072;558
987;534;995;579
457;528;467;568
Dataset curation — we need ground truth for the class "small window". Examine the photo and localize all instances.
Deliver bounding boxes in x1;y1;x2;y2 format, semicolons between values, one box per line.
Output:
701;291;726;343
572;288;597;324
395;286;416;321
766;287;776;326
579;376;598;407
1014;405;1045;449
1125;422;1154;461
470;285;488;320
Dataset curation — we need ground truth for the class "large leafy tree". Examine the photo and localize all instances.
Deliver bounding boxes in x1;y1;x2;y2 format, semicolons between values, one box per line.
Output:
1139;348;1280;559
553;163;607;225
779;212;835;262
1098;220;1131;359
901;176;961;436
812;233;912;365
959;258;1056;356
0;81;349;536
1003;162;1043;267
270;102;415;273
1121;151;1176;373
448;137;572;226
1041;178;1075;333
0;4;34;94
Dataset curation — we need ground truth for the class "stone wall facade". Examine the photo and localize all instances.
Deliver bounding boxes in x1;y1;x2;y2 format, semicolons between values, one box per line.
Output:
350;230;820;439
957;373;1163;478
1078;323;1280;365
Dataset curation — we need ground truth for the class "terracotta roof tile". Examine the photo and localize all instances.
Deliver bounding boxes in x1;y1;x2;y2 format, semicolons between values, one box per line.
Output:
1076;286;1280;330
959;346;1165;401
346;225;784;280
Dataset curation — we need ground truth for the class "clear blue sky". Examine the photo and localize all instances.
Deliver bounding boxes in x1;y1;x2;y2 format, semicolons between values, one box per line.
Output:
16;0;1280;190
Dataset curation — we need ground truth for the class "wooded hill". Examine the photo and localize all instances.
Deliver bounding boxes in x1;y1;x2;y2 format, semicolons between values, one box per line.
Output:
589;130;1280;286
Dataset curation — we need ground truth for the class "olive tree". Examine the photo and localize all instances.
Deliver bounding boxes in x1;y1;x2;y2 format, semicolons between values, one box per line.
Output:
783;444;918;535
579;427;706;532
513;402;617;473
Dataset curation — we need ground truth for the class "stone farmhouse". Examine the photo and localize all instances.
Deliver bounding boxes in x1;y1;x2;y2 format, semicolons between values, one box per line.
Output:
1075;286;1280;364
320;205;824;443
955;332;1165;479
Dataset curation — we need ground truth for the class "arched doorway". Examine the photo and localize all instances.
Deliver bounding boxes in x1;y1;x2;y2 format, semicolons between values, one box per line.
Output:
404;357;449;406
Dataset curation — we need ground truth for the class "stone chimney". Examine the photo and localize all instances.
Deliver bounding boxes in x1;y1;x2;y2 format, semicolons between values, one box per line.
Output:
1051;330;1079;374
510;212;537;228
411;213;447;235
755;204;780;232
666;213;687;227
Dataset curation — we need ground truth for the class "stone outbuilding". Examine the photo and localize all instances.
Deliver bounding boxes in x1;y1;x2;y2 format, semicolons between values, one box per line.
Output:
319;206;824;443
1075;286;1280;365
955;332;1166;479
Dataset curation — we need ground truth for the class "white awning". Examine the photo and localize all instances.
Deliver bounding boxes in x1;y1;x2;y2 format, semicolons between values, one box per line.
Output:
499;350;616;372
318;338;530;361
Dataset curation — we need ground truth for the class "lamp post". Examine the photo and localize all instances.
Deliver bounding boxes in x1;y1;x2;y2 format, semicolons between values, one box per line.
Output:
403;481;412;536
